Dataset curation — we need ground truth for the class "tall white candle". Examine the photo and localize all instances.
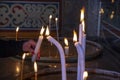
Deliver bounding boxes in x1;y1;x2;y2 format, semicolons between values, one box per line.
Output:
32;26;45;62
79;8;84;44
55;17;59;41
64;38;69;55
49;15;52;31
73;30;84;80
45;27;67;80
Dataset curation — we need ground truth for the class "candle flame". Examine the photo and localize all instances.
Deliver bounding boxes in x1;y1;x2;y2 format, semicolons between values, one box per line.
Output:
73;30;77;42
40;26;45;35
34;62;37;73
55;17;58;21
49;15;52;19
80;7;84;22
45;26;50;36
22;53;26;60
64;38;68;46
100;8;104;14
16;27;19;32
83;71;88;79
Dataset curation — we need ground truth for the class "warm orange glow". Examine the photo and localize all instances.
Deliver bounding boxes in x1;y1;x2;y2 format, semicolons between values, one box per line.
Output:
22;53;26;60
73;30;77;42
80;7;85;22
16;27;19;32
16;66;20;73
64;38;68;46
83;71;88;79
45;26;50;36
34;62;37;73
49;15;52;19
40;26;45;35
82;20;85;32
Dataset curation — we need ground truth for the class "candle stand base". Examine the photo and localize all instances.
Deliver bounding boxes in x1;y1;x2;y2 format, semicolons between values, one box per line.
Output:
17;67;120;80
13;37;103;63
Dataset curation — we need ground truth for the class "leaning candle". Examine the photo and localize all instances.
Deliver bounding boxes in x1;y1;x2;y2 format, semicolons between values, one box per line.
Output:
21;53;26;80
34;62;37;80
32;26;45;62
73;30;84;80
64;38;69;55
45;27;67;80
16;27;19;41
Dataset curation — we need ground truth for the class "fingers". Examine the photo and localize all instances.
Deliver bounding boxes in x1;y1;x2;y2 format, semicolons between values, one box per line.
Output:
22;40;36;53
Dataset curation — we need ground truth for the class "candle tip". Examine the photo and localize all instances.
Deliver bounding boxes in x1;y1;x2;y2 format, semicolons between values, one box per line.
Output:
73;30;77;42
45;26;50;36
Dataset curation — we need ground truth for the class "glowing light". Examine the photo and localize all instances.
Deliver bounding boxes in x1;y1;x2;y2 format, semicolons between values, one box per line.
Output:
16;27;19;32
64;38;68;46
16;66;20;73
22;53;26;60
73;30;77;42
100;8;104;14
55;17;58;21
83;71;88;80
111;0;114;3
45;26;50;36
40;26;45;35
49;15;52;19
34;62;37;73
80;7;85;22
110;11;114;19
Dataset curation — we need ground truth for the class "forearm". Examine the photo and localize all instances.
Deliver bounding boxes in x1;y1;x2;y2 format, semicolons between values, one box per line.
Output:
0;39;24;58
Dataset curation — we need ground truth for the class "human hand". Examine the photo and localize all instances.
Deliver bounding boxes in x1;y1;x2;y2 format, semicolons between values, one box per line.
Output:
22;40;36;53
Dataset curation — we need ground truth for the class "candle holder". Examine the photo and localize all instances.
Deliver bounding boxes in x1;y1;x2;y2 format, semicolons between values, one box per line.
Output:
14;38;102;64
17;67;120;80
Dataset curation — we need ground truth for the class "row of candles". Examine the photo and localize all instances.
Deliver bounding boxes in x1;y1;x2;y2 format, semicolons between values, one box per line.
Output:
15;15;59;41
17;7;88;80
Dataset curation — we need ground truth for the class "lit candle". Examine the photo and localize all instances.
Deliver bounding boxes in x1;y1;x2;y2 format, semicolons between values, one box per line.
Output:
16;27;19;41
79;8;84;44
21;53;26;80
83;71;88;80
49;15;52;31
34;62;37;80
73;30;84;80
45;27;67;80
32;26;45;62
79;7;86;54
55;17;59;41
64;38;69;55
